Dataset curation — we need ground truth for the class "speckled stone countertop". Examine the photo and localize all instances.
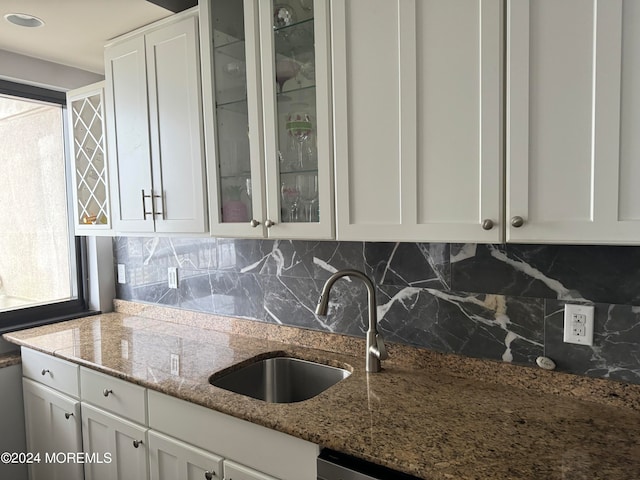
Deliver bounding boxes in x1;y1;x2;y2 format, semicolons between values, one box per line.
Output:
0;351;21;369
4;300;640;479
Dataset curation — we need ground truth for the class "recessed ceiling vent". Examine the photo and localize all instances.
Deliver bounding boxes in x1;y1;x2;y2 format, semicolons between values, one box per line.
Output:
4;13;45;28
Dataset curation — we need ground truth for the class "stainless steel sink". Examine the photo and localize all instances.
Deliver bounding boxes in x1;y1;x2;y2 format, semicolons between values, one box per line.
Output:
210;356;351;403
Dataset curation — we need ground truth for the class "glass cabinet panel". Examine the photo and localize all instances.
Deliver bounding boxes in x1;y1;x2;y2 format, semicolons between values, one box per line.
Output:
201;0;333;238
211;0;254;224
68;83;111;233
272;1;319;224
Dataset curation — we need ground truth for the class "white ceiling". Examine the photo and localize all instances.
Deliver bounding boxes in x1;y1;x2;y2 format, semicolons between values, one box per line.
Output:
0;0;174;74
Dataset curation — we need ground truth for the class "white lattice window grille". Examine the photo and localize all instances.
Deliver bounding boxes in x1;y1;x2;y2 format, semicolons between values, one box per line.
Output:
69;85;110;231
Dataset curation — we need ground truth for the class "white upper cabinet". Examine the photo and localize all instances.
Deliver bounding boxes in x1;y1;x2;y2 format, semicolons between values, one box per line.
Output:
105;9;207;235
200;0;334;239
507;0;640;244
67;82;112;235
332;0;503;242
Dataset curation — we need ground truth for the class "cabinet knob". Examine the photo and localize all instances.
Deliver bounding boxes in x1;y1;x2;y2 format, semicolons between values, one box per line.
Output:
481;219;494;231
264;219;275;228
64;412;74;420
204;471;214;480
41;369;51;376
510;216;525;228
132;440;143;449
250;219;260;228
103;388;113;397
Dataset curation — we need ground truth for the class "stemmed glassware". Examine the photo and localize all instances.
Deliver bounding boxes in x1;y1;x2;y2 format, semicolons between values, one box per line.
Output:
280;181;300;222
296;173;318;222
286;110;313;169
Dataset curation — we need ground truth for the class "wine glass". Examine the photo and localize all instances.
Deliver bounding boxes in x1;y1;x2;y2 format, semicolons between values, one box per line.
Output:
296;173;318;222
286;111;313;169
280;181;300;222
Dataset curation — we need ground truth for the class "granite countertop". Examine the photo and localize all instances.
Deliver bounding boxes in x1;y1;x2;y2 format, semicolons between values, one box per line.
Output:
0;351;21;369
4;301;640;479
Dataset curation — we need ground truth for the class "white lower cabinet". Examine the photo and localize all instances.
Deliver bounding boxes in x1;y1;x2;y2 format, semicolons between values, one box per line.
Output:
223;460;278;480
22;378;83;480
148;431;223;480
147;390;319;480
81;403;149;480
21;350;318;480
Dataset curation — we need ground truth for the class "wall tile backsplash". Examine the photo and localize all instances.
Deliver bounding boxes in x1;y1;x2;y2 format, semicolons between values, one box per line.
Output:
114;238;640;384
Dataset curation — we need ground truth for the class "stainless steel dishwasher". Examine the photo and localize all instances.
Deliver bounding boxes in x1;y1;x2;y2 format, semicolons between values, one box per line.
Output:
317;449;422;480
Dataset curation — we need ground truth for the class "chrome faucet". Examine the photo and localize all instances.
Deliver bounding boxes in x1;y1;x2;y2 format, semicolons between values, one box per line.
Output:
315;269;388;372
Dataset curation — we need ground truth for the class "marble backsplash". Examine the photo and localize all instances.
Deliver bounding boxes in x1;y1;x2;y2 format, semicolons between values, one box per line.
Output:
113;238;640;384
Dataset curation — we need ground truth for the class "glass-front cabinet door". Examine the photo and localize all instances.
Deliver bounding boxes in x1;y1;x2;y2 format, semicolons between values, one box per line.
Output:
200;0;333;239
67;81;111;234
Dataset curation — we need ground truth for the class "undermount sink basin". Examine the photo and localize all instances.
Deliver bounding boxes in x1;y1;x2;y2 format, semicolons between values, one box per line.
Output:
210;356;351;403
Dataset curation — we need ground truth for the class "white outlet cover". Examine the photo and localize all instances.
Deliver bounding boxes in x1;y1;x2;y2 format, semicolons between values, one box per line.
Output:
168;267;178;289
563;304;595;346
170;354;180;376
117;264;126;284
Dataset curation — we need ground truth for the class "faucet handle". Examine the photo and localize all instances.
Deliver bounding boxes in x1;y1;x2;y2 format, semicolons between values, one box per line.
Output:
371;334;389;361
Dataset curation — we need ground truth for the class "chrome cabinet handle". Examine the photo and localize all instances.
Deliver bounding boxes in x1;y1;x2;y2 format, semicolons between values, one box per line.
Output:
264;219;275;228
41;369;51;376
103;388;113;397
64;412;74;420
481;219;494;230
141;189;153;219
511;216;525;228
132;440;143;449
142;189;164;219
153;192;164;219
250;219;260;227
204;471;214;480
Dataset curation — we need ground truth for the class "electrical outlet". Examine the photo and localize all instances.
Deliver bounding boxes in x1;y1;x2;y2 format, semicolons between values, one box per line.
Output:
168;267;178;289
117;264;126;284
170;354;180;376
563;304;594;346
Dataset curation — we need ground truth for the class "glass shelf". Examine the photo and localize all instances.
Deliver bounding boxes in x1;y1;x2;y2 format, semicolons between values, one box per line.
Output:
273;17;313;35
214;38;246;59
280;167;318;176
217;97;248;113
277;84;316;102
219;172;252;181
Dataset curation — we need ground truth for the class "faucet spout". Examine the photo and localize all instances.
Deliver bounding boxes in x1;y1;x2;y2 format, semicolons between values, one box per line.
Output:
315;269;388;372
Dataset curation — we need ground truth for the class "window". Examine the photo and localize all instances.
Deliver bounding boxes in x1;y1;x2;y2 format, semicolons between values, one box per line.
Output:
0;80;88;332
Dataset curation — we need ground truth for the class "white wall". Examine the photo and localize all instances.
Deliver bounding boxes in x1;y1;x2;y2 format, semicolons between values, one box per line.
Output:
0;49;103;91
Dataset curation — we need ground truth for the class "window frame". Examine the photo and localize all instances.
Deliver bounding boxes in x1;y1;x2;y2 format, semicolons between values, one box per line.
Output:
0;79;92;334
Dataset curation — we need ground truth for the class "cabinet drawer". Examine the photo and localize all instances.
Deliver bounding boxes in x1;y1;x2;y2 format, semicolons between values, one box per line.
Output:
21;347;80;398
80;367;147;425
